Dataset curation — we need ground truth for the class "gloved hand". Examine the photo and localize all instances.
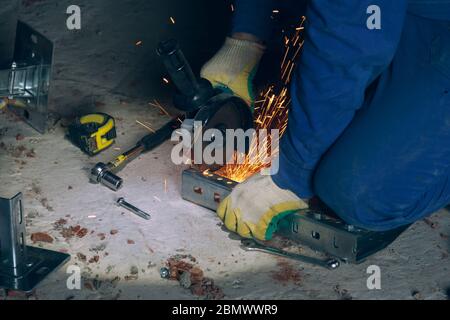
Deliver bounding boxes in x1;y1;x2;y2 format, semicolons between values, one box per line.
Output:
217;173;308;241
201;37;265;107
0;98;7;110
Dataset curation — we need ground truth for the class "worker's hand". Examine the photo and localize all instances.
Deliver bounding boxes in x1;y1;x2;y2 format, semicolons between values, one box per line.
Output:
201;36;265;107
217;173;308;241
0;98;8;110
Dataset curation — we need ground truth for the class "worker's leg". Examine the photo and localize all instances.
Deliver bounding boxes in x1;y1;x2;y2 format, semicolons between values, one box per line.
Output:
313;14;450;231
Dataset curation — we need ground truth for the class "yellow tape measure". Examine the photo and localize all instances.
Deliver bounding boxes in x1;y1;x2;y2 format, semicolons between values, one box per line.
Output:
68;113;117;156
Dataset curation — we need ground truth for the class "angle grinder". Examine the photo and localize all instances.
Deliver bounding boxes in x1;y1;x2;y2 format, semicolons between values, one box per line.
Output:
90;39;253;191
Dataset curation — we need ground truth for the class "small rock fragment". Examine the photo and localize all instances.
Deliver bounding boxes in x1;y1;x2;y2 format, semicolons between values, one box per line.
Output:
31;232;54;243
179;271;192;289
76;228;88;238
130;266;139;275
77;253;87;262
97;233;106;240
423;218;439;229
125;275;138;281
412;290;423;300
89;256;100;264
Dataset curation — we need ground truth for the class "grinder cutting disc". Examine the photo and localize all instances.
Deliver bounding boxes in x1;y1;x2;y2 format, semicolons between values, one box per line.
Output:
192;92;253;172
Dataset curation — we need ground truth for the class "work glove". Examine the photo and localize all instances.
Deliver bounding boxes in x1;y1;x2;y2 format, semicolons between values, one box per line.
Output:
200;37;265;107
0;98;7;110
217;173;308;241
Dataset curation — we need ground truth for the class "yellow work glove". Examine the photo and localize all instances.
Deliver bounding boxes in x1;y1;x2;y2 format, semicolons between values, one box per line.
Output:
217;173;308;241
0;98;8;110
201;37;265;107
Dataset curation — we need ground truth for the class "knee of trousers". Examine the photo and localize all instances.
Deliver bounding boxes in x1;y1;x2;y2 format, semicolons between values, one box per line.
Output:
312;155;410;231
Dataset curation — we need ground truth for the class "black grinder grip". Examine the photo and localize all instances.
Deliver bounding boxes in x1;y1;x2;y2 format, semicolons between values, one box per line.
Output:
157;39;199;97
157;39;215;112
139;118;181;151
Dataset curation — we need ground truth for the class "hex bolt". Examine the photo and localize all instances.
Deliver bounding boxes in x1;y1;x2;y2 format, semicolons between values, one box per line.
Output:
116;198;151;220
160;267;170;279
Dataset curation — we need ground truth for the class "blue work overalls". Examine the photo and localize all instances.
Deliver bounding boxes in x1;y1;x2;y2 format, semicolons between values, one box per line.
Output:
233;0;450;231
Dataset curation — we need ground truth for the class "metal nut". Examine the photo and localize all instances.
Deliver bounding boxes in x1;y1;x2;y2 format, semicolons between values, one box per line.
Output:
160;267;170;279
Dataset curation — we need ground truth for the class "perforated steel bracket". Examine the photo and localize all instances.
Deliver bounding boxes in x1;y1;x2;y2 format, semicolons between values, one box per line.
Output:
277;210;409;264
181;168;409;264
0;193;70;293
181;168;237;210
0;21;53;133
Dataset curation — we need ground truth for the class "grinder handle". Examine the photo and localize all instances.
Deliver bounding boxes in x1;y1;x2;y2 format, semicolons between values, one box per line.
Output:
139;117;181;151
157;39;199;97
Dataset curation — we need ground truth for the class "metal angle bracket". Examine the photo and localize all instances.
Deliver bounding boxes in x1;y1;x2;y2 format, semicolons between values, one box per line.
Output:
0;21;54;133
0;193;70;293
181;168;408;264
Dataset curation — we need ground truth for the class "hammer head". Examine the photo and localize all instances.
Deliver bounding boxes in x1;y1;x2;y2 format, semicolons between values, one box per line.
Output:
90;162;123;191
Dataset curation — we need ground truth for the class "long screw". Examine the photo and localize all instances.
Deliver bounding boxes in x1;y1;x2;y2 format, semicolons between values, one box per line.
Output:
117;198;151;220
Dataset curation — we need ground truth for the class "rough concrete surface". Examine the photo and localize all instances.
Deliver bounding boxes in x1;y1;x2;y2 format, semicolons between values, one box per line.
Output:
0;0;449;300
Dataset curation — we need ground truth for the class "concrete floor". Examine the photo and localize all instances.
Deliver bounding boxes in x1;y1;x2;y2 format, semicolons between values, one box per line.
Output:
0;0;449;300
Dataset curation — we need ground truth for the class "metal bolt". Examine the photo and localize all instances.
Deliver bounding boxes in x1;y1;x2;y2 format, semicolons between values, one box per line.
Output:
327;259;341;270
160;267;170;279
116;197;151;220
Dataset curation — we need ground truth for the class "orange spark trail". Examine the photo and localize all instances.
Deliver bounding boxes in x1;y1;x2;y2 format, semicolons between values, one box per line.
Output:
216;17;306;182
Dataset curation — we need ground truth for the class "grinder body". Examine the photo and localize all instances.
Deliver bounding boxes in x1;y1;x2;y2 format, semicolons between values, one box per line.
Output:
91;39;253;191
158;39;254;169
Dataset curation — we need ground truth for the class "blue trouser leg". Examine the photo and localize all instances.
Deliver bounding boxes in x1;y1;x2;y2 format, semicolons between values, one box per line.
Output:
313;14;450;231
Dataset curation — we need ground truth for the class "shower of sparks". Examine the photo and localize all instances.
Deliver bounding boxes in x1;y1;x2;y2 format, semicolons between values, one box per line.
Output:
170;16;176;24
149;99;171;117
162;77;170;84
216;17;306;183
230;4;235;12
135;40;143;46
136;120;156;133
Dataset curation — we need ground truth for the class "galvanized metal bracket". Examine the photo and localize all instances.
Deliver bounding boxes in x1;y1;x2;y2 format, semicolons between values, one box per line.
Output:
0;193;70;293
0;21;53;133
181;168;409;265
277;209;409;264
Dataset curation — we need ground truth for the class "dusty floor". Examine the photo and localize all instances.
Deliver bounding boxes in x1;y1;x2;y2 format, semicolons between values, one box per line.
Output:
0;0;449;300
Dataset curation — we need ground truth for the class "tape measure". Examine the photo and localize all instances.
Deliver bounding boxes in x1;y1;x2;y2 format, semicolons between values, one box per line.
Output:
68;113;117;156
